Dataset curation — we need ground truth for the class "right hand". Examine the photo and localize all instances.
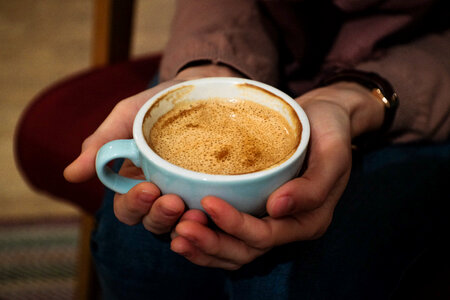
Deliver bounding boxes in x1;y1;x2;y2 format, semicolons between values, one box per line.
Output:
63;64;243;233
168;81;385;269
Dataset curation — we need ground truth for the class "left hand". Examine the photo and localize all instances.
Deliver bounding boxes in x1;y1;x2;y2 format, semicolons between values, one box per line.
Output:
170;82;385;270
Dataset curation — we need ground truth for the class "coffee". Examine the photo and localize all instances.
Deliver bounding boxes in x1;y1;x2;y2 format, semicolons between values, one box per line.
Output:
147;98;301;175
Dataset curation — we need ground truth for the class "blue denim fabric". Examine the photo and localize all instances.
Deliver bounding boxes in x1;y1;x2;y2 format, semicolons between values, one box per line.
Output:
91;141;450;300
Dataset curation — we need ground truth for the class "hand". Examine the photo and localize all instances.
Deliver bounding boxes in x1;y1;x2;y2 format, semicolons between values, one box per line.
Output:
63;63;243;233
170;82;385;270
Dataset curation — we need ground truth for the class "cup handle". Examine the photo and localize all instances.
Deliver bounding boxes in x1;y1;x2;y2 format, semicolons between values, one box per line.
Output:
95;139;146;194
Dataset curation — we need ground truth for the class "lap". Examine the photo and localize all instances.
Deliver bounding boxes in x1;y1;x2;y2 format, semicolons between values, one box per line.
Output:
91;142;450;300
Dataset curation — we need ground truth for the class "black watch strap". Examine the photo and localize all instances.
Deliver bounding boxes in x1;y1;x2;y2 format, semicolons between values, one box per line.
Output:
319;69;399;134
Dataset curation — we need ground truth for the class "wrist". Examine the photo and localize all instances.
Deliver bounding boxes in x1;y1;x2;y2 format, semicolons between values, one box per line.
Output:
318;69;399;139
301;82;385;139
330;82;385;138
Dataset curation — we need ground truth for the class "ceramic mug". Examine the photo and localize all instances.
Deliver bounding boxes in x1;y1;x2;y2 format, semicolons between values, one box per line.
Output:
96;77;310;216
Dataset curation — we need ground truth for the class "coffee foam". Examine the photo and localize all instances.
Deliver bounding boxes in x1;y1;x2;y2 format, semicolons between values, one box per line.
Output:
148;98;301;175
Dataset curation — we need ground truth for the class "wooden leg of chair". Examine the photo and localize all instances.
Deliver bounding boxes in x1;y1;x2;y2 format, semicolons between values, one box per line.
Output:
76;213;99;300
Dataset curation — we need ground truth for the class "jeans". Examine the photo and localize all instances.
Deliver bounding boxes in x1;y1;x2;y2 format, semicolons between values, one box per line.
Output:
91;141;450;300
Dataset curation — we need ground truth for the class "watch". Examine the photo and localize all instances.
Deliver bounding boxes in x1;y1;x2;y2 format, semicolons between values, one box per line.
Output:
319;69;399;134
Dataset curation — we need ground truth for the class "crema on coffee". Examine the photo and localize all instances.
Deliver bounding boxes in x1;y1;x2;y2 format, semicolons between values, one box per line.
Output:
147;98;301;175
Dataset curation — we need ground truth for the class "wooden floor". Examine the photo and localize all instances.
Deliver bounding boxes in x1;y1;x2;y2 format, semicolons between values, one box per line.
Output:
0;0;174;220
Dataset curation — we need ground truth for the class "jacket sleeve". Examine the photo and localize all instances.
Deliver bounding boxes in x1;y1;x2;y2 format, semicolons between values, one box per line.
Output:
159;0;280;86
355;29;450;143
327;0;449;143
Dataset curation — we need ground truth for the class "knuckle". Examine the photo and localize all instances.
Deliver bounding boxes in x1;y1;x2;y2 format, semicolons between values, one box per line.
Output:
112;99;135;116
308;187;327;208
250;231;272;250
154;216;173;227
81;135;94;150
233;256;256;270
112;100;129;112
237;256;255;267
309;226;327;240
123;205;141;216
201;256;217;268
143;216;173;234
113;193;144;225
308;217;332;240
209;236;224;256
123;195;144;215
143;223;170;235
233;246;267;268
143;221;170;234
113;202;138;226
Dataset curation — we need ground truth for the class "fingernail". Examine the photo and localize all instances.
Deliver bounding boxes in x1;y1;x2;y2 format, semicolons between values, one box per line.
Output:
276;197;293;216
201;198;218;220
203;204;217;220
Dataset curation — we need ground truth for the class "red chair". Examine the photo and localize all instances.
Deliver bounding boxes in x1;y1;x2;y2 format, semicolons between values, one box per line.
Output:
14;1;161;298
14;52;161;299
15;54;161;216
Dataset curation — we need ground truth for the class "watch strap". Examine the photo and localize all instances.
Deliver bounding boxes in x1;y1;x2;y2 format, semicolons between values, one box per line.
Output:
319;69;399;134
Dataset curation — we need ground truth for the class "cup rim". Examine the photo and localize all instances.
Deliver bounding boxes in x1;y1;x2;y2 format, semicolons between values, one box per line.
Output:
133;77;310;182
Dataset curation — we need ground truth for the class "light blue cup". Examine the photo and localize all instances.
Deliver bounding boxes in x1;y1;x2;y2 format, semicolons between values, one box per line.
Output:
96;77;310;216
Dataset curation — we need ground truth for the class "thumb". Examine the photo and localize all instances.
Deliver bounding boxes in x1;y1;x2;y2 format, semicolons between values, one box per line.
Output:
63;137;105;182
267;102;352;217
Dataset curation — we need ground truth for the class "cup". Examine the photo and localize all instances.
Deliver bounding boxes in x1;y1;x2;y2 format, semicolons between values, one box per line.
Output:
96;77;310;216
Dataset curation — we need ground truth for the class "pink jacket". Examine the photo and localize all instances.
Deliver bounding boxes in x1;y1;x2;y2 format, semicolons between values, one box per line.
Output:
160;0;449;143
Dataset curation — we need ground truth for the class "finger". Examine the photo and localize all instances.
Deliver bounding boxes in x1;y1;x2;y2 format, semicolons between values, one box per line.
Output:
170;209;208;239
113;182;161;225
179;209;209;224
178;197;330;266
170;235;242;270
266;207;334;244
118;159;146;179
173;219;263;269
63;101;137;183
63;82;178;183
267;136;350;217
63;144;99;182
203;196;332;246
142;194;186;234
267;103;352;217
201;196;274;250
